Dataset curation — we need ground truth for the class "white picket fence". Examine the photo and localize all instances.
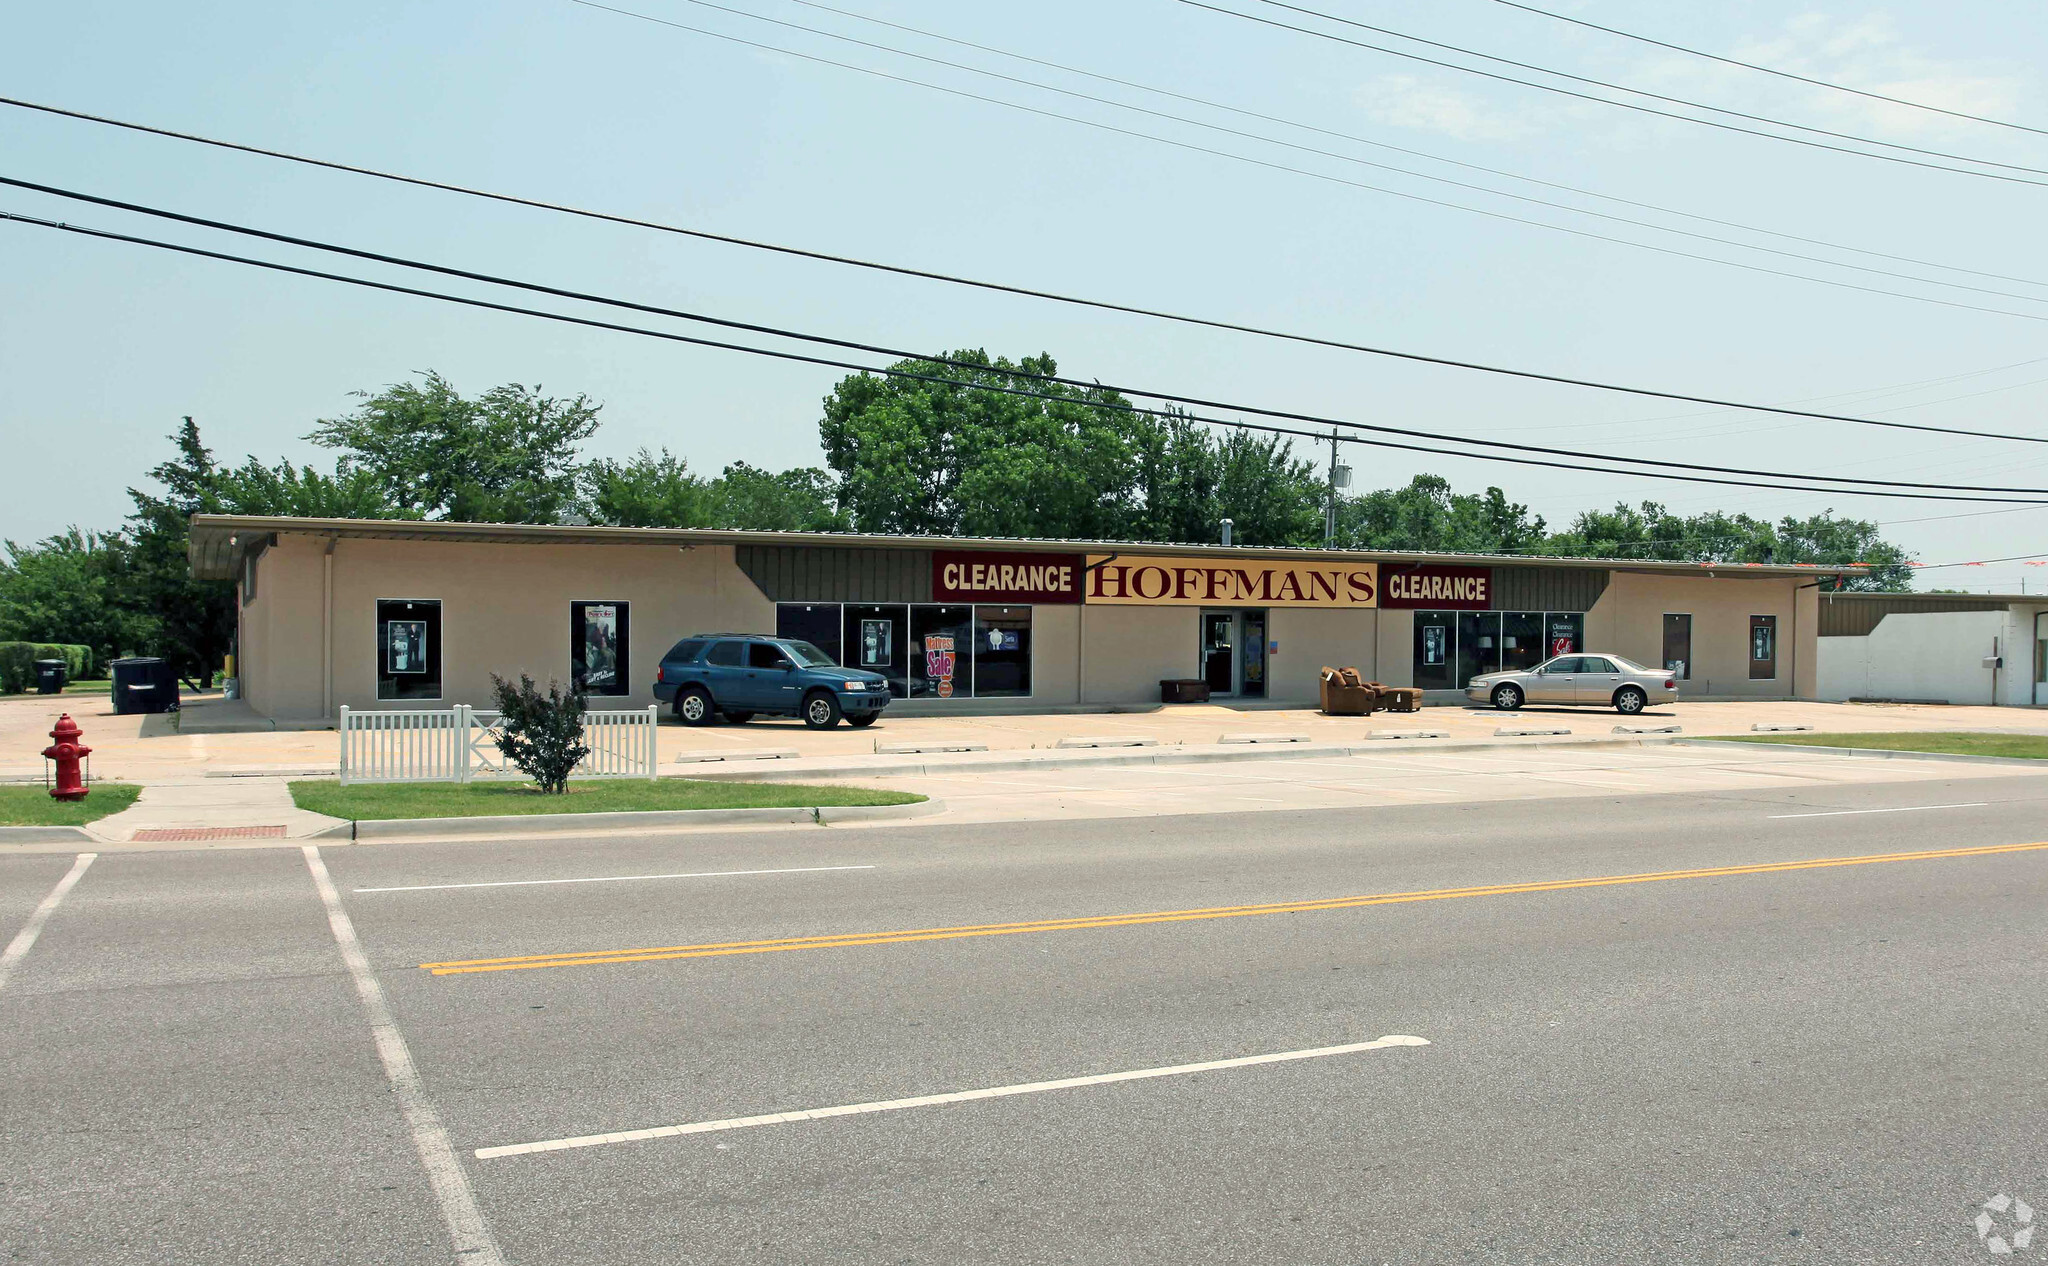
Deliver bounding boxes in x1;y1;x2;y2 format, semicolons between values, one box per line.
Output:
337;704;659;786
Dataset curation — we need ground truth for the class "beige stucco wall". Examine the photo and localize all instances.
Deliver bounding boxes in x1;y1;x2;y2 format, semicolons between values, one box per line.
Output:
246;536;772;720
237;537;1830;720
1584;571;1814;699
1266;608;1378;702
238;535;329;722
1077;605;1197;704
1375;609;1415;688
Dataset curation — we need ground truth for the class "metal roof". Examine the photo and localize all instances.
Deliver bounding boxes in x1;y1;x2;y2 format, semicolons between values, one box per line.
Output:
186;514;1868;581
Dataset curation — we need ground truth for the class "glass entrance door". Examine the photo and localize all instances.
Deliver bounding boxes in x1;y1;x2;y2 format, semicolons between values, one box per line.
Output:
1240;612;1267;698
1201;611;1237;695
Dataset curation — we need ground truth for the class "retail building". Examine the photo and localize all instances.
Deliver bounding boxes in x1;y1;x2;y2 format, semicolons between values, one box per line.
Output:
188;516;1852;723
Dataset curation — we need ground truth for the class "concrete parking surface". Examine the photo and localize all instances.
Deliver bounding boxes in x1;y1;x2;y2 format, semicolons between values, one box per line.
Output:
3;762;2045;1263
2;688;2042;783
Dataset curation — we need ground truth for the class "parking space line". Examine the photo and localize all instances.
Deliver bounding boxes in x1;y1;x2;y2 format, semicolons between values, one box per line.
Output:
475;1034;1430;1159
303;846;504;1266
0;852;94;996
1769;802;1988;819
354;863;876;894
420;839;2048;976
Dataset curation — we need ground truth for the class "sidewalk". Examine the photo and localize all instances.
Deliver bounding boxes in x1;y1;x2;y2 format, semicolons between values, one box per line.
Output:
2;691;2039;786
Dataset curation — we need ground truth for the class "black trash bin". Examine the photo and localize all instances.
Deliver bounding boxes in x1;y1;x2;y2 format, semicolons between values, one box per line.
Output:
111;657;180;715
34;659;67;694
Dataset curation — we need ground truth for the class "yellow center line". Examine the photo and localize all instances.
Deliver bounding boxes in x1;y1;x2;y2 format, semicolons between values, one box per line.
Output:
418;839;2048;976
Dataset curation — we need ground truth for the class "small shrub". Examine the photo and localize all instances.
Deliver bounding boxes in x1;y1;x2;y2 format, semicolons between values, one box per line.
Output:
488;674;589;794
0;643;97;692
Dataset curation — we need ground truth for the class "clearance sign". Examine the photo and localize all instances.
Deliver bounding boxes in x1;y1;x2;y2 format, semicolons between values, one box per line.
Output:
1084;555;1378;607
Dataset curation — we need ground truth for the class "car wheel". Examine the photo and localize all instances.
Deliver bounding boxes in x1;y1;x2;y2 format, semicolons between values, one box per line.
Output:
722;711;755;724
1614;686;1646;715
675;686;715;726
846;713;879;728
1490;683;1524;711
803;691;843;729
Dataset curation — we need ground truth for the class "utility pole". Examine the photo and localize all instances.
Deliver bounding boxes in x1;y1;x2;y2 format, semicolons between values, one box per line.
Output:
1324;427;1350;548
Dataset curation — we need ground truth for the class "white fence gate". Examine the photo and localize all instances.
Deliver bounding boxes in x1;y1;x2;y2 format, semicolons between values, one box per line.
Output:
338;705;659;786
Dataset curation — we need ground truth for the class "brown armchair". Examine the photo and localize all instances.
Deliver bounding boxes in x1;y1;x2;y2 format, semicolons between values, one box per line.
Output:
1319;666;1379;716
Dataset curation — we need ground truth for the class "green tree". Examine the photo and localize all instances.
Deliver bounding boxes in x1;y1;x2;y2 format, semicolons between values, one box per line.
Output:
212;457;415;519
1543;500;1911;590
0;528;144;670
123;417;236;688
705;462;849;532
818;350;1148;538
1338;474;1547;553
581;448;709;528
1213;431;1323;547
308;371;601;522
1130;408;1224;543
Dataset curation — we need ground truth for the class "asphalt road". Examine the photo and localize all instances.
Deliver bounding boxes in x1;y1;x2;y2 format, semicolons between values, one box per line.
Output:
3;768;2046;1264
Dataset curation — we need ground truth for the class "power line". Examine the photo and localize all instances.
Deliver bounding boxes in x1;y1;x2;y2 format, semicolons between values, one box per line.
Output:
610;0;2048;309
6;201;2048;508
1179;0;2048;186
774;0;2048;295
569;0;2048;325
16;172;2048;495
8;94;2048;444
1483;0;2048;139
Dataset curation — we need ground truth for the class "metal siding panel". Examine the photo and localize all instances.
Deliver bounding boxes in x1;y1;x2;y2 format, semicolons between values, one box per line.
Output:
1490;566;1607;612
1818;594;2008;637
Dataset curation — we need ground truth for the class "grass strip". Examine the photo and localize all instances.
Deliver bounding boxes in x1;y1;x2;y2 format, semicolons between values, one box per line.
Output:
290;778;924;821
0;782;141;826
1722;731;2048;759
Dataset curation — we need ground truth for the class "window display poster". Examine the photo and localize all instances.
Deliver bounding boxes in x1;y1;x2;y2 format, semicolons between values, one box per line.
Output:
1422;624;1446;666
579;603;620;693
1753;626;1774;660
987;628;1020;652
923;635;957;698
861;619;893;667
387;620;428;675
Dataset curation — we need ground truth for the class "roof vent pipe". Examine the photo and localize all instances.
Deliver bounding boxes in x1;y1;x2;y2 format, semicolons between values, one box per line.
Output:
1220;518;1234;546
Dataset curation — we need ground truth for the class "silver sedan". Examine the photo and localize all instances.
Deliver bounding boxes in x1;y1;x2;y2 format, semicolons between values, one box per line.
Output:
1465;653;1679;715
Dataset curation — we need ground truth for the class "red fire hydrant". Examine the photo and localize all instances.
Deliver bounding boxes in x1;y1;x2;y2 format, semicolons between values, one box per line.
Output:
42;713;91;802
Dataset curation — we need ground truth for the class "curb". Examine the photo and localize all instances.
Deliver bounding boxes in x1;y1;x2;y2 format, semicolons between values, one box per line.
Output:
336;796;946;840
0;825;97;845
1674;739;2048;769
677;734;1693;782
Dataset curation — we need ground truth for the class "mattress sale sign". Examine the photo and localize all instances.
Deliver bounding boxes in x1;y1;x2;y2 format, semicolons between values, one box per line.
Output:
1083;556;1378;607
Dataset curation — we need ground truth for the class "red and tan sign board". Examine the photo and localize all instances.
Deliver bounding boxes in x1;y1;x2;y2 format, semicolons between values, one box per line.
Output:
1082;555;1379;607
1378;564;1493;610
932;550;1085;604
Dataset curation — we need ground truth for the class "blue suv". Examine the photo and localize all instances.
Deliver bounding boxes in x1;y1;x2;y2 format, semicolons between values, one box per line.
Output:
653;634;890;729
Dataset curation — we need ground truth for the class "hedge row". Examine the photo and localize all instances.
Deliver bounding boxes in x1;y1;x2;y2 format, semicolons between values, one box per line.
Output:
0;643;96;694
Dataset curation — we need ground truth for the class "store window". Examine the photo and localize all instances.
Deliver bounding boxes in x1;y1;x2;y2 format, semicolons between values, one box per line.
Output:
1501;611;1544;672
1545;613;1584;659
1662;613;1692;681
973;606;1033;697
1413;610;1585;689
1414;611;1456;690
570;601;630;697
844;604;910;698
1458;611;1502;685
376;599;442;701
776;603;842;666
1750;615;1778;680
911;605;972;699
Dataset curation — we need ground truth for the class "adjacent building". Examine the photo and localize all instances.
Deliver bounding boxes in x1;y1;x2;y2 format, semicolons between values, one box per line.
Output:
1817;591;2047;707
188;515;1854;724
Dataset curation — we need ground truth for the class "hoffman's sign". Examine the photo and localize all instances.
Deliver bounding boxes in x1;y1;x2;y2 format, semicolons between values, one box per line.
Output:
932;551;1084;604
1084;555;1379;607
1379;564;1493;610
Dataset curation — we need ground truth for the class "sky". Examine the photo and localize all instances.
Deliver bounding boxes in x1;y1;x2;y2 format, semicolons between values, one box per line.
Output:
2;0;2046;592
